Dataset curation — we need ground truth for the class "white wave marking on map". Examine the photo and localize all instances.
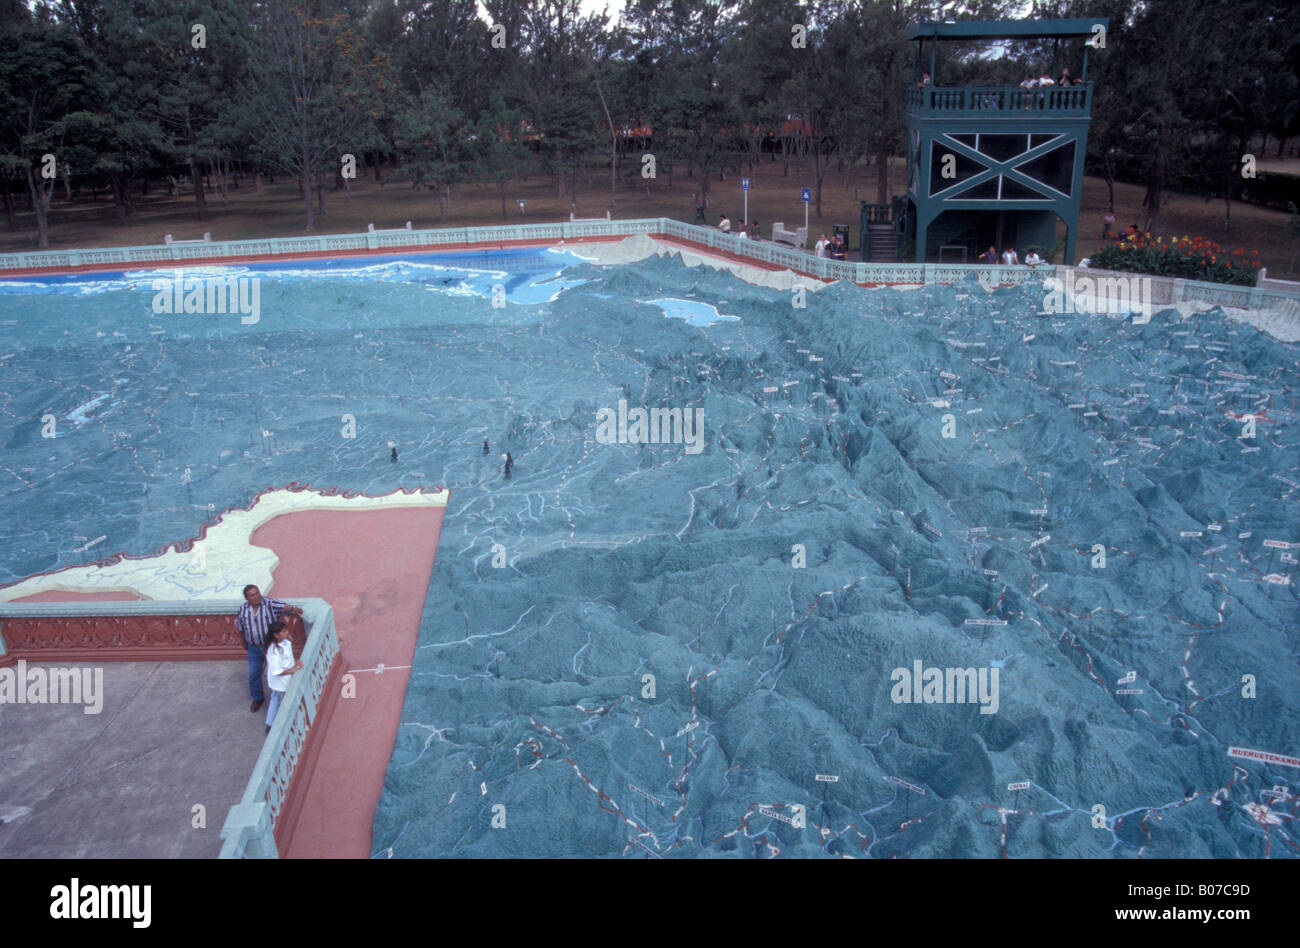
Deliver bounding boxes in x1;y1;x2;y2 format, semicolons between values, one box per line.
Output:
0;486;448;603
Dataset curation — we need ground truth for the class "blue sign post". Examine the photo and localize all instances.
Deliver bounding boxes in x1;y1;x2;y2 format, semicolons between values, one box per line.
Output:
801;187;811;231
741;178;750;231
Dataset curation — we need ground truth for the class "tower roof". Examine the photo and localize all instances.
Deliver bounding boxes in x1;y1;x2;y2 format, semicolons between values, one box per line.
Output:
906;19;1108;42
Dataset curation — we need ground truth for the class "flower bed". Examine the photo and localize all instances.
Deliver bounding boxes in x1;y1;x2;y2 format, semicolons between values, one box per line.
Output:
1090;234;1260;286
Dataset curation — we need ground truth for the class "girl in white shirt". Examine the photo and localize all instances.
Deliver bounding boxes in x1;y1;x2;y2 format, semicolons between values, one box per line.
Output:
814;234;830;257
264;620;303;734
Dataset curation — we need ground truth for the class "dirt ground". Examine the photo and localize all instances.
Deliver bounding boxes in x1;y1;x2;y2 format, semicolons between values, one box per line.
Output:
3;156;1297;279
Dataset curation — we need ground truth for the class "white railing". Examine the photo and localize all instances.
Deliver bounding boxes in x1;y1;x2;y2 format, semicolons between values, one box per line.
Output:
2;217;1298;305
1258;268;1300;293
1056;264;1300;313
219;598;340;859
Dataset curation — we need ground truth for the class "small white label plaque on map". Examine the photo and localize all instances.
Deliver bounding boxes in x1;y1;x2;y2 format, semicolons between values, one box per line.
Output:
1228;747;1300;769
889;776;926;795
815;774;840;783
757;806;797;826
1008;781;1031;792
965;618;1008;627
1117;670;1136;685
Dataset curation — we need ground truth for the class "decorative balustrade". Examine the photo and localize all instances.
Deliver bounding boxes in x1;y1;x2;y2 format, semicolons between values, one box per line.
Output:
0;599;270;666
907;83;1093;115
218;598;339;859
1;217;1296;308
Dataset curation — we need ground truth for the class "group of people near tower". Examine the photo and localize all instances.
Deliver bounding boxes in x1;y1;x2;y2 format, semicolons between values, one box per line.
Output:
979;246;1044;267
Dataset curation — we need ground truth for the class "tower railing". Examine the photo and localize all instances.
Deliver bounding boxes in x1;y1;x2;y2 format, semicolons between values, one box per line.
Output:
907;82;1093;115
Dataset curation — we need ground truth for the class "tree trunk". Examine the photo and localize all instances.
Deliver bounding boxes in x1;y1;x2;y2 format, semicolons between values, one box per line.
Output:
211;159;228;201
109;170;128;223
439;187;447;221
591;62;618;210
500;180;507;219
1141;134;1164;234
373;152;383;183
315;172;327;215
2;174;16;229
190;158;209;220
813;148;824;219
25;167;52;248
301;156;314;230
876;96;892;204
61;164;72;201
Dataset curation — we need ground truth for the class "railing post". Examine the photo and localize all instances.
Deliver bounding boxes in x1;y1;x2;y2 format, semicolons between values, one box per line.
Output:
220;801;278;858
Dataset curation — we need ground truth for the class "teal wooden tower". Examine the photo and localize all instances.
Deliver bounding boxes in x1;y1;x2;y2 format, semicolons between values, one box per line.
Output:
899;18;1106;265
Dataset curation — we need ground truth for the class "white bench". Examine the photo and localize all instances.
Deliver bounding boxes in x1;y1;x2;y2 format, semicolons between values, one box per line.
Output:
771;222;808;249
368;222;412;233
164;233;211;245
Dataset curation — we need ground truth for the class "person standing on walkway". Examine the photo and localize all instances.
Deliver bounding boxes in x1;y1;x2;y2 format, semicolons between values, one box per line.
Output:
504;452;513;478
236;584;303;712
264;620;303;734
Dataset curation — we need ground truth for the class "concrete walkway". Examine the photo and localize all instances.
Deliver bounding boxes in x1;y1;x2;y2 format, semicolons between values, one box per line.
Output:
0;498;446;858
0;661;266;858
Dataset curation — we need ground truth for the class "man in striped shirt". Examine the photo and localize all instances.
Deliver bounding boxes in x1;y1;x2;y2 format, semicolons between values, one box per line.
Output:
237;584;304;712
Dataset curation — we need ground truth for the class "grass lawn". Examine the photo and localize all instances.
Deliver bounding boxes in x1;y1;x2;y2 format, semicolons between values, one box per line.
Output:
3;157;1298;279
